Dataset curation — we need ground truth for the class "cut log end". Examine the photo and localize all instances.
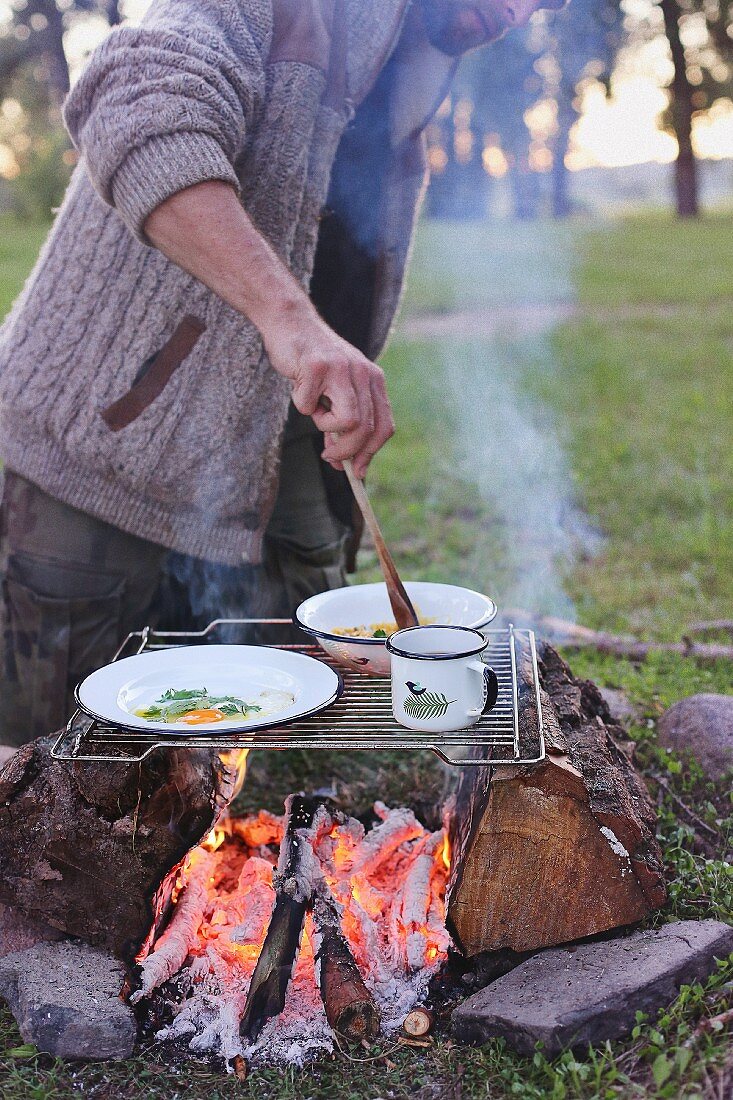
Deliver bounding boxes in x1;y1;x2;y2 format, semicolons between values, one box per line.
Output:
333;1000;381;1041
230;1054;249;1081
446;641;666;956
402;1007;434;1038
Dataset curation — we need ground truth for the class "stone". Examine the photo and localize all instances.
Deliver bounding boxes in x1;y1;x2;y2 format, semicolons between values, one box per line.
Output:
657;694;733;777
0;940;137;1059
459;948;530;991
452;920;733;1056
0;745;16;769
0;902;63;959
598;687;640;727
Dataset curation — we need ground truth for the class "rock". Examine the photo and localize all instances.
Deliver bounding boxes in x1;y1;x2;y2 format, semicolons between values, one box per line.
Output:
0;745;17;769
657;694;733;777
598;687;640;727
0;941;137;1059
461;948;530;990
452;920;733;1056
0;902;63;958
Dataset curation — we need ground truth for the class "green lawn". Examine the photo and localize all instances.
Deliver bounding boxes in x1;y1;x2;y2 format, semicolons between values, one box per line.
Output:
0;216;48;318
0;211;731;1099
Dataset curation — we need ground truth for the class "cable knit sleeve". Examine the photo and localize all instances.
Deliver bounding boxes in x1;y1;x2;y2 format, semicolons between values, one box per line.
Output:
63;0;268;242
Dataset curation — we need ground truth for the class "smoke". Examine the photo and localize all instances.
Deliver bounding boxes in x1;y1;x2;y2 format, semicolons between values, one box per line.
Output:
412;220;603;621
441;332;602;619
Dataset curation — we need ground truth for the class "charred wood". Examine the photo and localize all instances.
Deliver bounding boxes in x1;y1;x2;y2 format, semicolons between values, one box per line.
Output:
239;795;326;1042
312;884;380;1040
129;850;215;1004
0;737;230;961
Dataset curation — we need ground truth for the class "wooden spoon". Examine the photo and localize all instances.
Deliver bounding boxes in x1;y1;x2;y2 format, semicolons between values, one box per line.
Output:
318;398;419;630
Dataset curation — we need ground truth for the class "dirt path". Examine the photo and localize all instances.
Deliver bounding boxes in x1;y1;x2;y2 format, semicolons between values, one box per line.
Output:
399;299;727;340
400;302;577;340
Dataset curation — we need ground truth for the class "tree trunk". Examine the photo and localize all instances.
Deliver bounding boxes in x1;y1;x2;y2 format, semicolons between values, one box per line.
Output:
446;642;666;957
660;0;699;217
0;736;237;962
551;89;575;219
106;0;123;25
43;0;71;108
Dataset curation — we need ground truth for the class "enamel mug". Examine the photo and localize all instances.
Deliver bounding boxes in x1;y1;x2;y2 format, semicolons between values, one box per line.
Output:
386;626;500;733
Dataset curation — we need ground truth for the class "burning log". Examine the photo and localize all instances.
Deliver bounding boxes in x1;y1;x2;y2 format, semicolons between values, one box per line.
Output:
129;849;215;1004
446;641;667;956
118;802;448;1064
0;737;237;960
312;884;380;1040
239;795;326;1042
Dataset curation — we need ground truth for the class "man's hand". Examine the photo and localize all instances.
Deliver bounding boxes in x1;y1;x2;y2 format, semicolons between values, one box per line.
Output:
262;304;395;479
145;181;394;477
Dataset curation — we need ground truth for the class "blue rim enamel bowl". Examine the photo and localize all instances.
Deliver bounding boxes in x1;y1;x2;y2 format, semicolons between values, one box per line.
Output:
294;581;498;676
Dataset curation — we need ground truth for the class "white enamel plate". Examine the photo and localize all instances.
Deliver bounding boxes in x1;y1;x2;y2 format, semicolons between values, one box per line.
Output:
76;645;343;736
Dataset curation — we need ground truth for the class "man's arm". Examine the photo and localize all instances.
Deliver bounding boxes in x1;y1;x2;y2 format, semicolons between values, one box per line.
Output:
145;181;394;479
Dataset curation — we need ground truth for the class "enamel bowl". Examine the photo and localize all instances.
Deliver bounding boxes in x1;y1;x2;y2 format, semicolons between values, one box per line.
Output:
294;581;498;676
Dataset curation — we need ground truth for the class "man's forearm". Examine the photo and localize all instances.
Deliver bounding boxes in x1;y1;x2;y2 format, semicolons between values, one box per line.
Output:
145;180;310;342
144;180;394;477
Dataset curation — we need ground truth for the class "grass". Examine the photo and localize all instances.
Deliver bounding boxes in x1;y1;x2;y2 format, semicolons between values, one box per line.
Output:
1;211;732;1097
0;215;48;318
547;301;733;637
574;210;733;308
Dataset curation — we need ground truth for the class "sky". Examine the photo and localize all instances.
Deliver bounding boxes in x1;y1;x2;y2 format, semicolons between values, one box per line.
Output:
1;0;732;170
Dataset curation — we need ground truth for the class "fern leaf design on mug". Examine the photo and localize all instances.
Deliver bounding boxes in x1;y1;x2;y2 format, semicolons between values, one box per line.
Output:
403;683;456;721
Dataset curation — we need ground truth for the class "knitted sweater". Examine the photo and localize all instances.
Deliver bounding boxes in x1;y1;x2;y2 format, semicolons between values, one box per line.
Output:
0;0;452;564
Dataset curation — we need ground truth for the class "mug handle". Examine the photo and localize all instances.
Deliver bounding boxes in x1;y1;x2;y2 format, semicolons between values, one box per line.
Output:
467;662;500;716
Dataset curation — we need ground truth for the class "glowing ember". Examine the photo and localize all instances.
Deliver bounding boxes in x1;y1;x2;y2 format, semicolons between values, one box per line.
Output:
132;803;451;1068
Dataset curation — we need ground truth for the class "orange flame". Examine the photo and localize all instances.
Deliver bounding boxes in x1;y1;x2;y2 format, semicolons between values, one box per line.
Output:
142;810;452;1029
441;834;451;872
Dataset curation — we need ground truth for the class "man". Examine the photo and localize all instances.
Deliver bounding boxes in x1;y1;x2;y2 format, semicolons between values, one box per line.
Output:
0;0;559;749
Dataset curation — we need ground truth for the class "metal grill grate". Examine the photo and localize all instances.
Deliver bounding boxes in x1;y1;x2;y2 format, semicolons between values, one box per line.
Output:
51;621;544;767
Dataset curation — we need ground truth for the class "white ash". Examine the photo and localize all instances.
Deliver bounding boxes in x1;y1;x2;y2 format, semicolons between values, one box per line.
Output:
600;826;631;861
348;805;424;877
137;803;451;1068
130;850;215;1005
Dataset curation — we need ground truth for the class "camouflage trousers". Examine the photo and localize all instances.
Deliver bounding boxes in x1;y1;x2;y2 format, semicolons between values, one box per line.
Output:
0;412;348;747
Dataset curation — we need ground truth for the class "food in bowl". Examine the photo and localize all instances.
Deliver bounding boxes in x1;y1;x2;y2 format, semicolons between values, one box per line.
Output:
333;622;396;639
295;582;498;676
332;615;434;639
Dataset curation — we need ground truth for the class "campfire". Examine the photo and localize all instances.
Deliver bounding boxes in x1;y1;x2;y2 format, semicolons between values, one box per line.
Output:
0;638;669;1072
130;789;450;1070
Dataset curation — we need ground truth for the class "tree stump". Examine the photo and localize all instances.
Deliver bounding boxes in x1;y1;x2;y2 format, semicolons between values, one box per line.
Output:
446;642;667;956
0;736;237;961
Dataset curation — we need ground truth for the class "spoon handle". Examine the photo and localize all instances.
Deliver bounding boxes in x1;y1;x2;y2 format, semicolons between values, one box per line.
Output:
341;459;419;631
315;397;418;630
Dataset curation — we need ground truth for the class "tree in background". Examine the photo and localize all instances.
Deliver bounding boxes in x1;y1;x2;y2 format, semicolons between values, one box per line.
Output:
0;1;121;217
426;0;624;220
545;0;623;217
0;1;121;103
654;0;733;216
463;23;546;219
